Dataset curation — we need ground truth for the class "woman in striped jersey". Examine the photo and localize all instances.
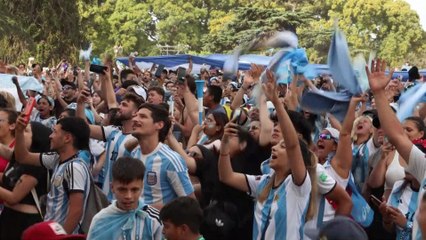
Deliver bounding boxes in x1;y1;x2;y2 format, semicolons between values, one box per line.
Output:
218;70;317;239
379;171;420;240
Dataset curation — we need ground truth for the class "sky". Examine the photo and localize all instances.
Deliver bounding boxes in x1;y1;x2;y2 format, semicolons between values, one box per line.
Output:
405;0;426;31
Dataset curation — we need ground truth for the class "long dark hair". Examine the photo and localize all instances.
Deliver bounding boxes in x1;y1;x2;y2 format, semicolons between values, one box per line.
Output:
29;122;52;153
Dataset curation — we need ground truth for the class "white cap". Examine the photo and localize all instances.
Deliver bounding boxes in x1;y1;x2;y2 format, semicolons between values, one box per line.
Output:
324;127;340;142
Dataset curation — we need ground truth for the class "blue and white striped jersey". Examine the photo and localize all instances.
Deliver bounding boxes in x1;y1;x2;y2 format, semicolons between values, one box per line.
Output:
388;180;419;240
142;143;194;205
402;146;426;240
88;200;162;240
351;138;379;191
102;125;137;201
246;173;311;240
40;152;91;234
260;157;272;175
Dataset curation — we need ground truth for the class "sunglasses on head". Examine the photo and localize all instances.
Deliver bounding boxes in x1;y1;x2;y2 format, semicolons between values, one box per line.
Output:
319;133;334;140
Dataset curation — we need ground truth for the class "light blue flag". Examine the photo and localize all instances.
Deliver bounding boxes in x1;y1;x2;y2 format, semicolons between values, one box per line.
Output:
328;29;362;95
397;83;426;121
223;48;242;81
353;53;369;93
300;90;352;122
0;73;43;93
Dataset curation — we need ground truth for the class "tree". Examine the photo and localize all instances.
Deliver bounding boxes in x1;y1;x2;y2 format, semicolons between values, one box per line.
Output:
204;7;312;53
0;0;85;66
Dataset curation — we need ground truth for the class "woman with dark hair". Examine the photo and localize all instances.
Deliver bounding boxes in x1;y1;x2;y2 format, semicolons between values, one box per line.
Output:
0;121;51;239
218;70;317;239
187;112;229;152
31;95;57;130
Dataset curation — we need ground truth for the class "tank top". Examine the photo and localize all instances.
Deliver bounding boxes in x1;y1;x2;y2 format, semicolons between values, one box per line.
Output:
385;151;405;190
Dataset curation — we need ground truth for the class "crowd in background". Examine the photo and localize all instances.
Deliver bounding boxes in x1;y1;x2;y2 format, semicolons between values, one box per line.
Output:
0;53;425;240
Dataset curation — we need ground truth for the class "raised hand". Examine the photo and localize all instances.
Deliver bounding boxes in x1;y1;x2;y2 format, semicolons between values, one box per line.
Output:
15;114;29;132
262;69;279;102
366;59;394;93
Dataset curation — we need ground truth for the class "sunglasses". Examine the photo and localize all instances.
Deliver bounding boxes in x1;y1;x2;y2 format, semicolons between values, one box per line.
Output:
319;133;334;140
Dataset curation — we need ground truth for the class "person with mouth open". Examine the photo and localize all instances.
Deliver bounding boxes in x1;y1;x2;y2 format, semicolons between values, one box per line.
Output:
31;95;57;130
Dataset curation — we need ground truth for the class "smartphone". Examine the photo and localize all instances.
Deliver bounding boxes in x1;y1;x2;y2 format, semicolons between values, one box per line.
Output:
370;195;382;207
232;108;242;123
87;78;94;94
73;66;78;76
155;64;165;78
90;64;108;75
23;97;36;123
177;67;186;83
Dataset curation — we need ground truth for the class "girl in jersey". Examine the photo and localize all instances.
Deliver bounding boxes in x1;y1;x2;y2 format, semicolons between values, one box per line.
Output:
369;116;425;200
380;171;420;240
218;70;317;239
31;95;57;130
188;112;228;152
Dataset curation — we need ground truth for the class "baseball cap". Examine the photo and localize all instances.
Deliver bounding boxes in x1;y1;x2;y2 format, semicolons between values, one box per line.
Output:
22;221;86;240
128;86;147;101
60;80;77;89
305;216;368;240
324;127;340;142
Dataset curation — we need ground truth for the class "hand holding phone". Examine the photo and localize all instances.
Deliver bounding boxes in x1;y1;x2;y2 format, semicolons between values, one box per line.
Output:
231;108;242;124
370;195;383;207
23;97;36;123
90;64;108;75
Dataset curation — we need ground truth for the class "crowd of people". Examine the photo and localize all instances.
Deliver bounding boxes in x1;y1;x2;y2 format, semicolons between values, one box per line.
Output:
0;54;425;240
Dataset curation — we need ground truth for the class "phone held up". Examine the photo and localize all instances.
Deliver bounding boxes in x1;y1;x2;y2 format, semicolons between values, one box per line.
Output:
23;97;36;123
90;64;108;75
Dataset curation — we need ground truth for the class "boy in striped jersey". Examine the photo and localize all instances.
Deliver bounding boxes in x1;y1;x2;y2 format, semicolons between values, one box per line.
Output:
88;157;162;240
14;116;91;234
131;103;195;209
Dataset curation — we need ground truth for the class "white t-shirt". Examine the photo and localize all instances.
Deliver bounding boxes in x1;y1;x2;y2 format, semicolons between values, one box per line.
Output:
304;164;337;239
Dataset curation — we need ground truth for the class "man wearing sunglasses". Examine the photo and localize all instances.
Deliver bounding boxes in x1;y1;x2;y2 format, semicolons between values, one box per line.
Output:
54;81;77;118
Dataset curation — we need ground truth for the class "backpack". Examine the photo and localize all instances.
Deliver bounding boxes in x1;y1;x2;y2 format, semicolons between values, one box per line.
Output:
73;159;110;234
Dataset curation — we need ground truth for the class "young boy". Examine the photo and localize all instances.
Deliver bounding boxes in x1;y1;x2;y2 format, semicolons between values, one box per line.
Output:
87;157;162;240
160;197;204;240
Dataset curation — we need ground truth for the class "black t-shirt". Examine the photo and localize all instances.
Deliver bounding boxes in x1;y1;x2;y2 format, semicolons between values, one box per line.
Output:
1;155;48;205
195;140;271;239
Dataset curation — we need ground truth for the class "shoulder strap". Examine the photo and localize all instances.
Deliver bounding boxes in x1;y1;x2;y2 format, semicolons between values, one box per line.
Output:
31;188;43;219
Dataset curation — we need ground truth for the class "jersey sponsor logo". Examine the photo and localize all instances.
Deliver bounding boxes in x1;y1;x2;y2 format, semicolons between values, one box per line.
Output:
147;171;157;185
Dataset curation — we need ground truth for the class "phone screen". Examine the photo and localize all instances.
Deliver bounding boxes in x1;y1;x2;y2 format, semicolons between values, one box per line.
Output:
177;67;186;83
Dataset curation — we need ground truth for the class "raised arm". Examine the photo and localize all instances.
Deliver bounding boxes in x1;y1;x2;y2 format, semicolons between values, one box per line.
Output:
12;76;27;107
331;96;363;179
100;68;119;110
367;60;412;160
76;87;104;140
258;94;273;147
186;56;193;74
263;70;306;185
218;122;249;192
166;130;196;174
230;64;262;110
14;114;41;166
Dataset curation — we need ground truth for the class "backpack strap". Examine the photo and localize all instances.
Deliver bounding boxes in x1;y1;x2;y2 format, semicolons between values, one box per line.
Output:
31;188;43;219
